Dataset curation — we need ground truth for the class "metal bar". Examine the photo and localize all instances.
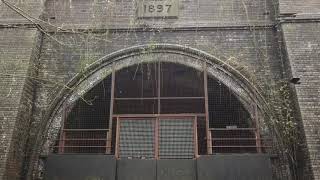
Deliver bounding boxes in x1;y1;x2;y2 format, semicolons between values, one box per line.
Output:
112;113;206;118
115;117;120;159
116;118;157;121
53;146;112;148
114;97;205;100
211;138;272;140
155;117;159;160
115;97;157;100
160;97;205;99
63;129;109;131
194;116;199;158
158;60;161;114
254;104;262;153
61;132;66;154
203;62;212;154
159;116;199;120
107;62;116;154
58;139;112;141
116;116;205;119
58;104;67;154
211;146;272;148
209;128;256;131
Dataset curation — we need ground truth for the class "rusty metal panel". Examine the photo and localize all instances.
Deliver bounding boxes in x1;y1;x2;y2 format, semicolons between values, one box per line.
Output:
197;155;273;180
157;159;196;180
45;154;116;180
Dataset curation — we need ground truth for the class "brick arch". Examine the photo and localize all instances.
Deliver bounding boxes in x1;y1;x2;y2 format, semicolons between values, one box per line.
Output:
48;43;268;123
30;43;272;177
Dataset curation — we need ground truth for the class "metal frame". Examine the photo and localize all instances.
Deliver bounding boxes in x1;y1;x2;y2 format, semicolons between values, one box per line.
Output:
209;126;270;151
254;104;262;153
158;60;161;114
58;105;67;154
194;116;199;158
115;117;120;158
107;62;116;154
203;62;212;154
114;97;205;100
114;114;200;159
56;61;267;156
113;114;206;118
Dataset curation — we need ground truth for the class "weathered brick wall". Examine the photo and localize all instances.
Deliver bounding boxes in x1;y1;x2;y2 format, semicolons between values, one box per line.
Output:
279;0;320;179
33;28;283;108
281;22;320;180
0;1;44;179
0;28;41;180
2;0;320;179
0;0;44;25
42;0;275;29
29;28;285;177
3;0;286;179
279;0;320;16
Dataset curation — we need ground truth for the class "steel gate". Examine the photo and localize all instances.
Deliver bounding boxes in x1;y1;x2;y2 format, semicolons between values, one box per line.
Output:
115;115;199;159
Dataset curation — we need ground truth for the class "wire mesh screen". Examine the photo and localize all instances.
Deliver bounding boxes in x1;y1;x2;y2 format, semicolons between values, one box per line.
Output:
113;63;158;114
116;117;197;159
207;77;264;153
53;62;271;157
211;129;258;153
65;76;111;129
159;118;195;159
62;130;108;154
118;118;155;159
114;99;158;114
115;63;158;98
53;77;112;154
160;99;205;114
160;62;204;97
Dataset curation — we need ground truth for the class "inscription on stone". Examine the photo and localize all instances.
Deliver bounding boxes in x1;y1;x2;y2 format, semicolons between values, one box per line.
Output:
157;160;195;180
137;0;178;18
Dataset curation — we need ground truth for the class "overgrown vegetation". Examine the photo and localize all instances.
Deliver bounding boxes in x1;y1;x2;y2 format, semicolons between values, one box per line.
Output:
0;0;304;179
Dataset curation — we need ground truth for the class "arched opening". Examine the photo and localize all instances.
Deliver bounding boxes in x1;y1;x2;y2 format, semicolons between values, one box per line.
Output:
51;61;269;157
40;45;275;180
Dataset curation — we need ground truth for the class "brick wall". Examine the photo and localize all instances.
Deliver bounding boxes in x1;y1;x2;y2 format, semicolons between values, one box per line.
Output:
34;28;282;103
28;28;285;178
279;0;320;179
2;0;320;179
0;1;44;178
42;0;275;29
0;0;44;25
281;22;320;180
279;0;320;15
0;28;41;180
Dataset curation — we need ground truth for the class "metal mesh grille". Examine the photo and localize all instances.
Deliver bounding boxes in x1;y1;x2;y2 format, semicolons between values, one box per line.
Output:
160;99;205;114
115;63;158;98
211;129;258;153
62;130;108;154
114;99;158;114
53;62;271;157
53;77;112;154
160;62;204;97
119;119;155;159
159;118;195;159
207;77;265;153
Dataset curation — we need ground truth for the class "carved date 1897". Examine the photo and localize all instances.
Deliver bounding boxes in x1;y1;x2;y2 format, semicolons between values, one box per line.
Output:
138;0;178;18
